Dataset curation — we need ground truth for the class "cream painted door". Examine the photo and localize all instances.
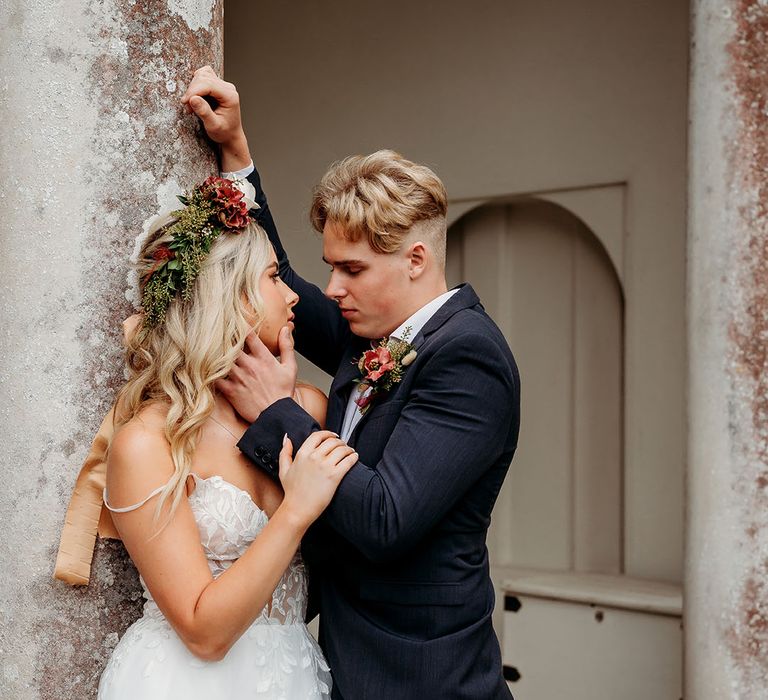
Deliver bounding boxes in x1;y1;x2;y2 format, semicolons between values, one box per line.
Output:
447;200;624;576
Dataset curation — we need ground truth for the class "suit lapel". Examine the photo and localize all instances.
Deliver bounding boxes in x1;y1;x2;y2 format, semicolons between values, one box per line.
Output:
326;284;482;435
411;283;481;347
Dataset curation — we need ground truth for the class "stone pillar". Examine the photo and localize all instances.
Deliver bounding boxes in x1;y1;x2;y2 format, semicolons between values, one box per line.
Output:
0;2;222;697
688;1;768;696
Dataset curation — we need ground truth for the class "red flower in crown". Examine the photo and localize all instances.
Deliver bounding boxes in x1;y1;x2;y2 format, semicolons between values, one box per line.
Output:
152;246;175;261
201;176;250;232
219;205;250;231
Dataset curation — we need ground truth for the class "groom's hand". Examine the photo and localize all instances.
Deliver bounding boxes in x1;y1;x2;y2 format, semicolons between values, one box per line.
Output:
216;327;298;424
181;65;251;172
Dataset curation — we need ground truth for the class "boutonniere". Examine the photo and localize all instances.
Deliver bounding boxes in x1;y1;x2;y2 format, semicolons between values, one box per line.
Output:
353;327;418;415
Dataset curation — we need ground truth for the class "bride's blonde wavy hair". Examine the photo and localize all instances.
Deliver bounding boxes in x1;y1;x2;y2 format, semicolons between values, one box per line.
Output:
112;212;273;523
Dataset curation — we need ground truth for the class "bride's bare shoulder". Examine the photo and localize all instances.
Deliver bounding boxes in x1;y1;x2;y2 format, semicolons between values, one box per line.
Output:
108;404;174;505
112;403;169;449
295;383;328;428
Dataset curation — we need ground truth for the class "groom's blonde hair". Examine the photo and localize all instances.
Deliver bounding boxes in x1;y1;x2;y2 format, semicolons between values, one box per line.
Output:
310;149;448;267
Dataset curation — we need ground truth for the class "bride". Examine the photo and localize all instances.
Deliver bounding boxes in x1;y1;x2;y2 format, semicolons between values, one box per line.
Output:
97;176;356;699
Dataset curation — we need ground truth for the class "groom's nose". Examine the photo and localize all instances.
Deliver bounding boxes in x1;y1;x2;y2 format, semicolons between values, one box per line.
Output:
324;274;346;302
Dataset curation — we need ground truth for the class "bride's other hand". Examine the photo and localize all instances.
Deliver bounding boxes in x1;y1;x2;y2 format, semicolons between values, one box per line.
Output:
181;65;251;172
122;314;142;345
279;431;358;526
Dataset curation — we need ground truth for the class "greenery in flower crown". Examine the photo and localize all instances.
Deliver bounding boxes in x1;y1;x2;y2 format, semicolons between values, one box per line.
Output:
141;177;255;328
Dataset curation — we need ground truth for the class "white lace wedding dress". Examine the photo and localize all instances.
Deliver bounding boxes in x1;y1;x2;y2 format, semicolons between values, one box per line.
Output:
98;475;332;699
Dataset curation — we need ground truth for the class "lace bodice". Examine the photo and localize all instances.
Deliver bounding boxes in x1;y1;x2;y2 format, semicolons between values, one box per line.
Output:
99;475;331;699
136;475;308;626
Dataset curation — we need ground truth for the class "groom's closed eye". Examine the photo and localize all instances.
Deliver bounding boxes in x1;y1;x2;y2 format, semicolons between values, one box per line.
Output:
323;257;367;276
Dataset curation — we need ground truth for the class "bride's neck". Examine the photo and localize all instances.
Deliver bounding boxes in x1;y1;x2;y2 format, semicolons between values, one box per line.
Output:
211;393;243;424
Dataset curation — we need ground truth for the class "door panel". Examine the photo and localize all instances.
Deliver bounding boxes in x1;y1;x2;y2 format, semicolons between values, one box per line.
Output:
448;199;623;574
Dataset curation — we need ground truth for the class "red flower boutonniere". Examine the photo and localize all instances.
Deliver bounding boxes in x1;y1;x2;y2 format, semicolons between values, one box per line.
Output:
353;327;417;415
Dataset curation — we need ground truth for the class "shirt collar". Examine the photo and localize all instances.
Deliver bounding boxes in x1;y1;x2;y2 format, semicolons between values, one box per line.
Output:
389;288;460;342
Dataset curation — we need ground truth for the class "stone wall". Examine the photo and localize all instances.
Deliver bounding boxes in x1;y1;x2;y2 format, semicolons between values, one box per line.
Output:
0;2;222;697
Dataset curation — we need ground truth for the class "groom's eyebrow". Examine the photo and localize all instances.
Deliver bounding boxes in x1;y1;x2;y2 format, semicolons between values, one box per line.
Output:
322;256;367;267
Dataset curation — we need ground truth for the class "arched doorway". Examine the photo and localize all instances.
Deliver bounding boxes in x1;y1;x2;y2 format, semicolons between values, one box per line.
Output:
448;199;624;579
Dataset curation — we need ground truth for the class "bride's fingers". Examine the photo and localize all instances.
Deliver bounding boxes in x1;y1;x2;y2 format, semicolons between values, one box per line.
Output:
326;444;356;466
122;314;142;345
313;436;347;457
296;430;340;457
333;451;359;478
278;434;294;481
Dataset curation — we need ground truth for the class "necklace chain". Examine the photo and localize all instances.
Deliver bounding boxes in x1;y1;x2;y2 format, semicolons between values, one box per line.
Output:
208;414;239;440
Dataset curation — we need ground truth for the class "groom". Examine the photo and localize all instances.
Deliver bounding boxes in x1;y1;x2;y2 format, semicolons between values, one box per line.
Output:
184;67;520;700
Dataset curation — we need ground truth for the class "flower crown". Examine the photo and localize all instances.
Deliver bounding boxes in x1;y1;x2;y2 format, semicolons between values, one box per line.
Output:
141;176;259;328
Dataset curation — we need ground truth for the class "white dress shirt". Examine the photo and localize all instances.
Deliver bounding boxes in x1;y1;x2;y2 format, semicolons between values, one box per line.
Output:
339;288;459;441
222;162;256;180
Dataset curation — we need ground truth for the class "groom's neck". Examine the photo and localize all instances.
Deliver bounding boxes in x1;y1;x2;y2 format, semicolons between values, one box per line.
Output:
384;276;449;335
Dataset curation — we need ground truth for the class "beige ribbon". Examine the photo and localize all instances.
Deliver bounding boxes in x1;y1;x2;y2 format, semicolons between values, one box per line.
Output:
53;406;121;586
54;316;144;584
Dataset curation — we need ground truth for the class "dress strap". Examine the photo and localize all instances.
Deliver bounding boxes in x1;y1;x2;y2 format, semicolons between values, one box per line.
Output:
103;482;168;513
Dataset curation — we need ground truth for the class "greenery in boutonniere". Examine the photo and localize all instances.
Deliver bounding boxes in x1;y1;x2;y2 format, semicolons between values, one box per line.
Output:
353;327;418;414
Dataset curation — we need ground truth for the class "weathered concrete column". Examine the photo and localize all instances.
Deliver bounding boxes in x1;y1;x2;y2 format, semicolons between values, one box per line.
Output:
688;1;768;697
0;2;222;698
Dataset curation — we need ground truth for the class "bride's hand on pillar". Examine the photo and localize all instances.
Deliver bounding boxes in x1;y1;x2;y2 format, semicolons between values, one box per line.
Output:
278;431;358;526
181;65;251;171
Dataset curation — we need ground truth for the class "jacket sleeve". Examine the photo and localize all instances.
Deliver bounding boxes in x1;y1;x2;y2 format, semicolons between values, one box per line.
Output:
319;332;518;562
246;166;350;376
237;397;320;480
240;332;518;562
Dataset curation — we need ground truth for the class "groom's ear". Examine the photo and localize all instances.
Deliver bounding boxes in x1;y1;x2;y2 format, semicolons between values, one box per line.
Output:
407;241;428;279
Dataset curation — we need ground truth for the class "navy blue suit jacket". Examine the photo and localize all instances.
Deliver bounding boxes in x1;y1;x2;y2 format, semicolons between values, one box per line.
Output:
238;167;519;700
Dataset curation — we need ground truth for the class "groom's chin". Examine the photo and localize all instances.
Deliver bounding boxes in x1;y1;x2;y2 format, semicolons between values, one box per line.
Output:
351;325;377;340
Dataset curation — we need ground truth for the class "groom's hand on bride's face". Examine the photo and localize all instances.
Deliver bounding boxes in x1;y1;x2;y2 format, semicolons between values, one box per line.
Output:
215;327;298;424
181;65;251;171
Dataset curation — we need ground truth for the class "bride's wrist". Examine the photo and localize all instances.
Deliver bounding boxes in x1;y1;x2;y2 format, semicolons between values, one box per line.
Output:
273;501;312;534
